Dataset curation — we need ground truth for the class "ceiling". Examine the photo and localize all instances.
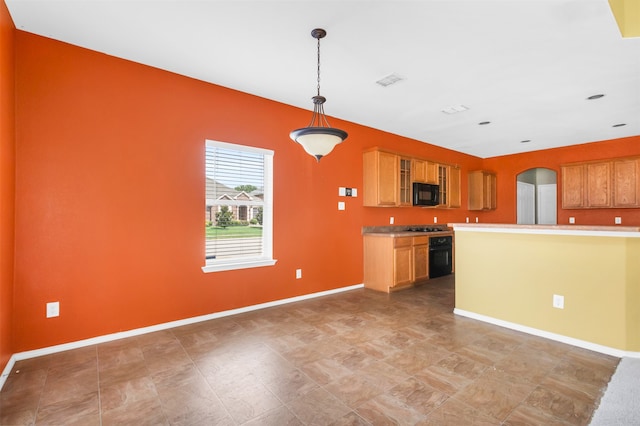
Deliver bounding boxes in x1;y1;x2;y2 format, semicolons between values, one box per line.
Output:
6;0;640;158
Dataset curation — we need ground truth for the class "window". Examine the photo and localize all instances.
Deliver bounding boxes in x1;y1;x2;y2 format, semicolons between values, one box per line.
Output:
202;140;276;273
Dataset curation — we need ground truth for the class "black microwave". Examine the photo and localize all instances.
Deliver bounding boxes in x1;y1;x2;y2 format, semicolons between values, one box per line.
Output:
413;182;440;206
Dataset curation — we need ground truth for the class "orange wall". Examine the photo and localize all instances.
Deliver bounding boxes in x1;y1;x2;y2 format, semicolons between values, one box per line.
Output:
12;32;482;352
0;1;15;372
10;29;640;355
481;136;640;226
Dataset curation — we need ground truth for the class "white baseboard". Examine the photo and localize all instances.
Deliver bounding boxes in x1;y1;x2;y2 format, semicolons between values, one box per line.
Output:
454;308;640;359
0;354;17;391
0;283;364;391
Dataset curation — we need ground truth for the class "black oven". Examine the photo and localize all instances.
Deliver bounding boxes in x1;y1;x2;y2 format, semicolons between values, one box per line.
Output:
429;236;452;278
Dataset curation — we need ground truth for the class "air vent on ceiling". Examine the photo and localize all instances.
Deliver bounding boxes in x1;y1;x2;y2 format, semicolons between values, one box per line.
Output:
441;105;469;114
376;73;404;87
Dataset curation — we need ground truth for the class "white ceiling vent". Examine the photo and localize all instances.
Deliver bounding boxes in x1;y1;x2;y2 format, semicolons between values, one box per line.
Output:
376;73;404;87
441;105;470;114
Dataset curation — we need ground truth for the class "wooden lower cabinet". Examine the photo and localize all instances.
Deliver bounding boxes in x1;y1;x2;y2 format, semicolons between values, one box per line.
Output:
413;236;429;282
393;238;413;287
364;234;437;293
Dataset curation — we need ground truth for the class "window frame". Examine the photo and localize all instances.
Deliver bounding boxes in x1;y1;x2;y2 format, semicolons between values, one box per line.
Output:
202;140;276;273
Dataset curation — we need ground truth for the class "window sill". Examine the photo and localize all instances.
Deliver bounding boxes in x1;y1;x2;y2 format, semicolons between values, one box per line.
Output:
201;258;277;273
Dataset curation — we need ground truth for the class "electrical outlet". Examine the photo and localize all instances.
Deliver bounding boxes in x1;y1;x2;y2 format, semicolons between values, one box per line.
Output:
296;269;302;279
338;201;345;210
433;216;437;223
390;216;394;225
46;302;60;318
475;217;479;223
351;188;357;197
338;187;346;196
569;217;575;224
553;294;564;309
466;217;469;223
615;217;622;225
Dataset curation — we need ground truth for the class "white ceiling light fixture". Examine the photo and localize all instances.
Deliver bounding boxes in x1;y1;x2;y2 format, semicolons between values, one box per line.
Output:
290;28;348;162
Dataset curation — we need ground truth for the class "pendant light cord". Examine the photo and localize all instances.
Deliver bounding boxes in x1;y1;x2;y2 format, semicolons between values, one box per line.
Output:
316;36;321;97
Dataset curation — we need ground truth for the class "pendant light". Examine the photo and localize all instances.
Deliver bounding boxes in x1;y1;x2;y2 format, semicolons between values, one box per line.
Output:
290;28;348;162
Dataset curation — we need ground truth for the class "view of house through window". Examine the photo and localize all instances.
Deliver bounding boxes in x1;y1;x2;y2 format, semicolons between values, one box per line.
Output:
203;140;275;272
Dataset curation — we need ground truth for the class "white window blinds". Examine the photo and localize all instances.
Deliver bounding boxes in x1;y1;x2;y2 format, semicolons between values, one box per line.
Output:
203;140;275;272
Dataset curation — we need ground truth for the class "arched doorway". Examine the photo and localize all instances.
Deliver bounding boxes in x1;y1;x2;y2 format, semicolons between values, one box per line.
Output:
517;168;557;224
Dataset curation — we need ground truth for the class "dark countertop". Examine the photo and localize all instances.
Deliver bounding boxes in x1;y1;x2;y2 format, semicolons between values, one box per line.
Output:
362;225;454;238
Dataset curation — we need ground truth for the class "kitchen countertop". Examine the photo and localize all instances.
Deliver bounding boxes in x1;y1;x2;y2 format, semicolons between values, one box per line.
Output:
362;225;453;237
448;223;640;237
363;230;454;237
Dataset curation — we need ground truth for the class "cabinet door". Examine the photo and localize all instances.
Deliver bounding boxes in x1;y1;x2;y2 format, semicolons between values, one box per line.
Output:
438;165;461;208
426;161;439;184
394;247;413;287
484;173;497;209
399;158;412;206
562;164;585;208
468;171;484;211
448;166;461;208
586;162;611;208
393;239;413;287
468;171;496;211
413;244;429;282
412;160;438;185
613;158;640;207
438;165;448;206
413;159;427;183
363;150;398;206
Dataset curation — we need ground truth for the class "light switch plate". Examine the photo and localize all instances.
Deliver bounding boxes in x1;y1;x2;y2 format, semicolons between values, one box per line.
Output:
46;301;60;318
553;294;564;309
338;187;346;196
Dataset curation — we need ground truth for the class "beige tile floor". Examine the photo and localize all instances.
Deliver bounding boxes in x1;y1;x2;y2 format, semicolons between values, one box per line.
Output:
0;275;619;425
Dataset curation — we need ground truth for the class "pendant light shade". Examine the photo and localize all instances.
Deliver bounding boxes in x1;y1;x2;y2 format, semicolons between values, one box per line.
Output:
290;29;348;162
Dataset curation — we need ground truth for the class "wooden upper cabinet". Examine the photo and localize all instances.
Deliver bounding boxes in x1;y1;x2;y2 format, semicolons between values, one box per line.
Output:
437;165;461;208
363;148;460;208
586;162;611;208
561;156;640;209
448;166;462;208
399;158;412;206
562;164;585;208
413;159;438;184
468;170;497;211
613;158;640;207
363;149;399;206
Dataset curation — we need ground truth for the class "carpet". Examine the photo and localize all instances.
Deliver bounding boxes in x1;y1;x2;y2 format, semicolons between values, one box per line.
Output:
589;357;640;425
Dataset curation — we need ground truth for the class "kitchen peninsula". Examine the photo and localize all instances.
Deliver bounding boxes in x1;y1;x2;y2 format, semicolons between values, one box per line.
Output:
451;223;640;356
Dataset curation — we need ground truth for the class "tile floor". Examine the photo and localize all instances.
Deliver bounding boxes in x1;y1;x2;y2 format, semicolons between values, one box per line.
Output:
0;275;619;425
